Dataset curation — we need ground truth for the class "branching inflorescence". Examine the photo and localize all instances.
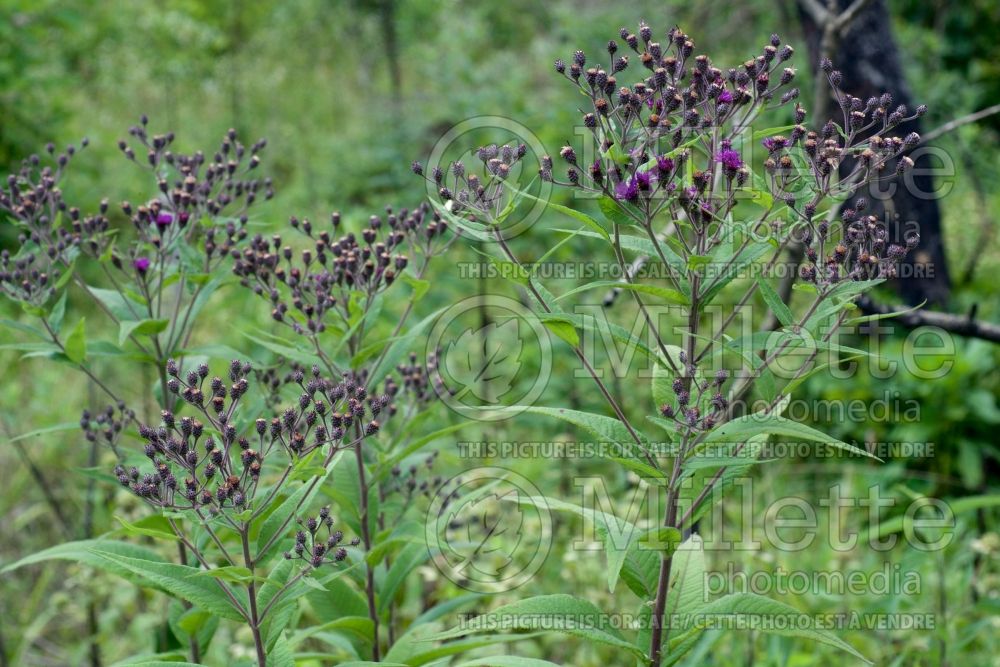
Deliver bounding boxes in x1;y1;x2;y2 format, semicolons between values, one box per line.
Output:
423;21;925;667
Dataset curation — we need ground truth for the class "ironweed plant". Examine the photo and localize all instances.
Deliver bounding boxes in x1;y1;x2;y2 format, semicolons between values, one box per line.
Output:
0;15;943;667
419;21;924;667
0;117;270;409
1;120;274;663
2;117;466;663
115;358;377;665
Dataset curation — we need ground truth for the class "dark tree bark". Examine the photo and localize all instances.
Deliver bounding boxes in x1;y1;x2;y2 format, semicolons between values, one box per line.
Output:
798;0;952;306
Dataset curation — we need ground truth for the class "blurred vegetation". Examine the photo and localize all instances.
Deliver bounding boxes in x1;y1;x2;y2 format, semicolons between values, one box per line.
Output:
1;0;998;665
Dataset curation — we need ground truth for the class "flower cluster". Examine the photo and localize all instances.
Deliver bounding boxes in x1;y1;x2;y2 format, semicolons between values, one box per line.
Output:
283;506;360;569
412;143;531;221
385;450;445;502
117;116;271;230
0;249;58;306
658;360;730;433
798;197;920;285
0;143;88;306
389;350;442;408
107;118;269;283
761;84;924;209
231;204;451;336
547;26;797;211
81;402;135;458
117;360;390;513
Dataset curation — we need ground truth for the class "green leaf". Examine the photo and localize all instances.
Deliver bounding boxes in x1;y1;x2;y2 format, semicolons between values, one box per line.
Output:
178;343;251;362
48;292;68;334
114;515;179;542
377;541;430;615
88;287;145;321
400;273;430;302
756;277;794;327
752;124;797;140
666;534;707;616
551;228;691;295
469;246;530;287
192;566;258;585
651;353;684;409
554;280;689;306
169;602;219;657
64;317;87;363
258;559;301;649
610;456;668;485
119;318;169;346
536;312;657;365
1;538;165;576
455;658;563;667
111;661;205;667
21;302;47;318
503;181;611;242
546;202;610;240
634;535;708;661
386;631;547;666
862;494;1000;544
701;413;879;461
87;547;247;621
424;594;645;659
307;576;369;623
700;241;773;304
844;299;926;326
687;254;712;272
680;593;870;663
826;278;884;301
242;330;322;368
55;259;77;289
0;318;48;340
598;195;639;229
745;172;775;210
637;526;682;553
6;421;80;443
538;495;633;592
408;593;483;628
485;406;649;451
365;520;423;567
541;316;580;347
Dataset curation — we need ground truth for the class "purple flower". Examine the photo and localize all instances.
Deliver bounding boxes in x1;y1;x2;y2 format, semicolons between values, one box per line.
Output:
634;170;654;191
718;89;734;104
762;136;788;153
133;257;151;273
155;212;173;229
615;178;639;202
655;155;674;173
715;148;743;171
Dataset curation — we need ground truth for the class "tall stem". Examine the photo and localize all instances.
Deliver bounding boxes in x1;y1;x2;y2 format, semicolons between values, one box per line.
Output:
242;530;267;666
649;282;699;667
354;436;381;660
176;543;202;663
